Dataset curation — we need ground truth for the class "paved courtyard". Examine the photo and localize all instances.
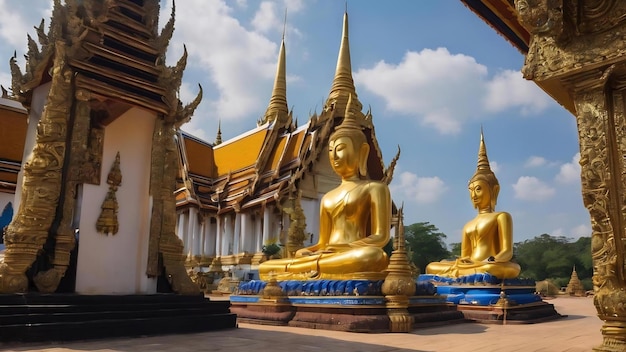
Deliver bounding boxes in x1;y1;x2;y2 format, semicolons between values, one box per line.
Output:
1;296;602;352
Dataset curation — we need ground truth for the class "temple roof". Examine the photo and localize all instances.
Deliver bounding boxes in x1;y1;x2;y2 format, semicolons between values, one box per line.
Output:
460;0;529;54
0;97;27;194
175;11;391;214
460;0;579;114
11;0;199;123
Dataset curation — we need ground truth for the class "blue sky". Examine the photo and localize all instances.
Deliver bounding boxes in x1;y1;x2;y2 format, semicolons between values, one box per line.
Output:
0;0;589;245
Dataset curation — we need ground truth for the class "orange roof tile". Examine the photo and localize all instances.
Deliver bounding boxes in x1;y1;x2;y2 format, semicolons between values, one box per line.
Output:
214;126;269;176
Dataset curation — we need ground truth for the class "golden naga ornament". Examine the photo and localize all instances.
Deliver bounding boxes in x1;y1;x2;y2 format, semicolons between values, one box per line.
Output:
259;94;392;281
96;152;122;235
425;130;520;279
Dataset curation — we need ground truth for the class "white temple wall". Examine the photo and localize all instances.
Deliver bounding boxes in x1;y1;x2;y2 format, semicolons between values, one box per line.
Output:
13;82;51;212
301;197;319;246
75;108;156;294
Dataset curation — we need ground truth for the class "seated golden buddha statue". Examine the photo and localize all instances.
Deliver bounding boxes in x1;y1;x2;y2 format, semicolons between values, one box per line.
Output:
259;97;391;281
425;131;521;279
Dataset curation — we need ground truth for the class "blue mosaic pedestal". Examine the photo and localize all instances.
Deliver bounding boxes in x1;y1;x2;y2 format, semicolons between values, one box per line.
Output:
417;274;563;323
230;279;463;332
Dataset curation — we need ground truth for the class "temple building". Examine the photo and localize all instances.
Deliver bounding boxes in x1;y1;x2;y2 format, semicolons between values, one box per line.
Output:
174;12;399;277
0;0;203;295
0;93;27;236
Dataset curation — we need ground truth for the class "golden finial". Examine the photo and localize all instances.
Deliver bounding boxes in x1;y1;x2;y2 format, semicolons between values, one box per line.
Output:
477;126;491;173
260;15;289;126
215;119;223;145
326;9;363;116
397;203;405;251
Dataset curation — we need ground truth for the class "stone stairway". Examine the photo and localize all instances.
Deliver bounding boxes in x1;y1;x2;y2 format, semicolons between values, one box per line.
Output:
0;293;237;342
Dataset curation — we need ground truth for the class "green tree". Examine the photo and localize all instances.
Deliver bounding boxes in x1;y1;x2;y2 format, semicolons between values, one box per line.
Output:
404;222;450;274
514;234;592;286
449;242;462;258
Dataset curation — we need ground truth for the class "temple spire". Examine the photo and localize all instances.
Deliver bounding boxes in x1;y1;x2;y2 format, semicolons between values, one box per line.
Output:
215;119;223;145
260;10;289;126
326;10;363;116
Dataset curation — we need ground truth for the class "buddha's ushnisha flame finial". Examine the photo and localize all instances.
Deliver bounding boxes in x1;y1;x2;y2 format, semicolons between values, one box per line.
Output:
477;127;491;173
335;93;363;133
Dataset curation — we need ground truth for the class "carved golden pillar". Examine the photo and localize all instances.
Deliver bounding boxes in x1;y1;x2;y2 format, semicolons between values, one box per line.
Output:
148;118;199;295
33;89;92;293
0;43;73;293
513;1;626;349
566;67;626;351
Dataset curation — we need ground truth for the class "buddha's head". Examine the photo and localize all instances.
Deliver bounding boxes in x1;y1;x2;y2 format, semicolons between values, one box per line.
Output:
469;130;499;211
328;94;369;179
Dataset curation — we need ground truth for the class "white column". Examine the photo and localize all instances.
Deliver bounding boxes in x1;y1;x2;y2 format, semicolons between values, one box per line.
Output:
255;213;263;252
262;206;271;245
233;212;241;254
176;211;187;244
224;214;233;255
187;207;198;258
197;214;206;257
240;212;250;253
205;217;216;257
216;216;223;256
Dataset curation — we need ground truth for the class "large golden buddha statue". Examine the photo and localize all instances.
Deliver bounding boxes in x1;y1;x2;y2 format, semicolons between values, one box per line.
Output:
259;97;391;281
425;131;520;279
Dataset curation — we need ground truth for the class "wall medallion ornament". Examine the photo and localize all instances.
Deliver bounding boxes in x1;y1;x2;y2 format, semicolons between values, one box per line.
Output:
96;152;122;235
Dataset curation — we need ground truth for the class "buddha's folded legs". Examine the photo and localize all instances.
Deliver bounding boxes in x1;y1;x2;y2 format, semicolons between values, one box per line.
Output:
425;260;521;279
259;247;388;281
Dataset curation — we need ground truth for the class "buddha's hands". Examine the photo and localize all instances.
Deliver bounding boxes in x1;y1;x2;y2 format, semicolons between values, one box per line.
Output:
295;248;314;257
295;248;335;257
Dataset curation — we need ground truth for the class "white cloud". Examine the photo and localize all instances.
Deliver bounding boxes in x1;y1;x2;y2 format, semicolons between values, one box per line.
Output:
0;0;32;49
483;70;551;114
390;171;447;204
570;224;591;238
512;176;556;201
555;153;581;184
525;156;547;168
159;0;281;122
284;0;305;12
551;223;591;239
355;48;487;135
251;2;280;34
355;51;553;135
490;160;500;174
